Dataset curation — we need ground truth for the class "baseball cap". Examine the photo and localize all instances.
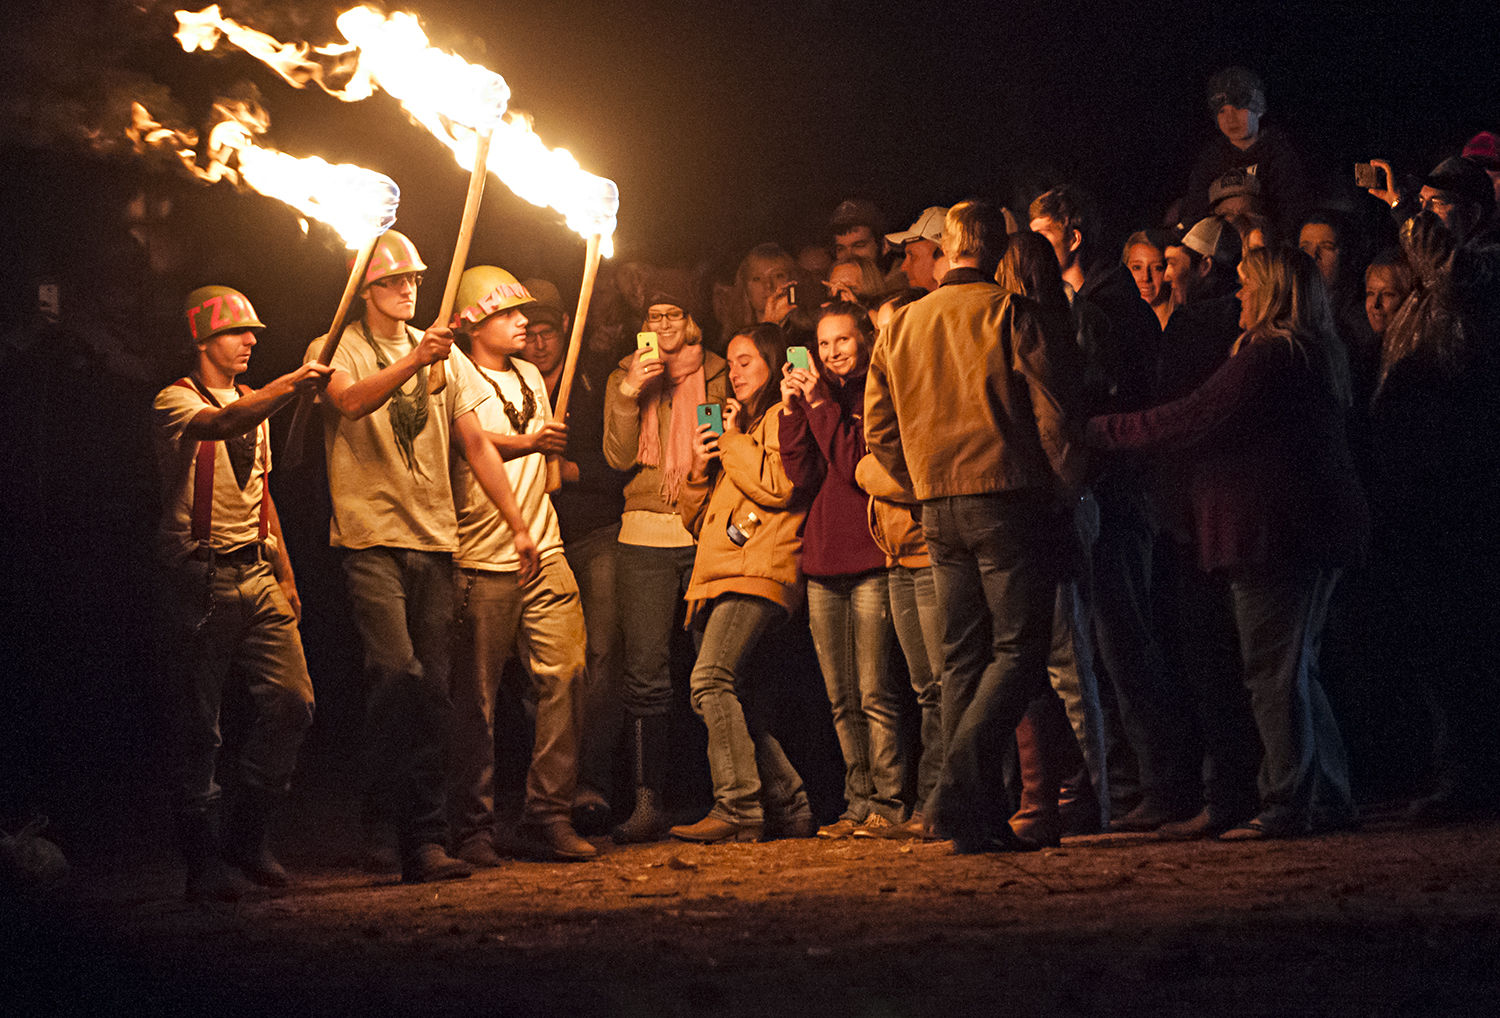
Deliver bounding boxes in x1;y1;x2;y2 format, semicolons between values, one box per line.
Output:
885;206;949;246
1208;166;1262;206
1182;216;1240;266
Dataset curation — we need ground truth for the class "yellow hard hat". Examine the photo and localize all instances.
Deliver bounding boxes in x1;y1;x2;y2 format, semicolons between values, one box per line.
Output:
451;265;534;328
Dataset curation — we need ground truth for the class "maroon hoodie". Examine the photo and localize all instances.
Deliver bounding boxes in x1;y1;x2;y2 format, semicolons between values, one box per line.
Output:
779;370;886;578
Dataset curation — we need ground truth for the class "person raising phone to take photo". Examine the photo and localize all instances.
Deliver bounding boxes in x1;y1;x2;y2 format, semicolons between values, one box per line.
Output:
667;324;815;844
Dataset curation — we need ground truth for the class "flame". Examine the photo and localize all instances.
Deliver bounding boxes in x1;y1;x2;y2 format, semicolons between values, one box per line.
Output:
130;99;398;248
175;5;371;99
175;5;619;256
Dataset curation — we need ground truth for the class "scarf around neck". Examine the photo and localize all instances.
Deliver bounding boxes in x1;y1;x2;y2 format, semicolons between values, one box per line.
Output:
637;342;706;504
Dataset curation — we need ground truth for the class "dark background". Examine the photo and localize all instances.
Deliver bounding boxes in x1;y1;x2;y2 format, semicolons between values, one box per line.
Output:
1;0;1492;833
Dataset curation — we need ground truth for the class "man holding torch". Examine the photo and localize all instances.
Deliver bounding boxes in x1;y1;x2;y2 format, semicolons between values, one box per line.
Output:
447;266;596;864
154;286;332;902
312;230;539;884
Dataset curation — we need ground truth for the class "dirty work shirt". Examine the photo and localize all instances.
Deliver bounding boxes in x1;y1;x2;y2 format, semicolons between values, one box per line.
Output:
452;356;564;572
310;325;488;551
153;381;272;564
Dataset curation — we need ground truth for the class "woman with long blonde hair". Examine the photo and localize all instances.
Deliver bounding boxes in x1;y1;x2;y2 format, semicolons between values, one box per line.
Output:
1086;246;1368;840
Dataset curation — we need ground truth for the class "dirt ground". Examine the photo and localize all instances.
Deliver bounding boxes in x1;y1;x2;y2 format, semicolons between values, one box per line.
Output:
5;792;1498;1018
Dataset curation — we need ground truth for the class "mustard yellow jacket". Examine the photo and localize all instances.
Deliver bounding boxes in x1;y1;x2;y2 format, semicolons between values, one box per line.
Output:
677;401;809;615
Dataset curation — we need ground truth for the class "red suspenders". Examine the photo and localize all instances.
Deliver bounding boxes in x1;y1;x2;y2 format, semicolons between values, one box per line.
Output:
173;379;269;547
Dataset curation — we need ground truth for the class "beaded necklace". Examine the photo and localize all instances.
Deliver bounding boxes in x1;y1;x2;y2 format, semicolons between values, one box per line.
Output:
359;320;429;471
478;359;537;434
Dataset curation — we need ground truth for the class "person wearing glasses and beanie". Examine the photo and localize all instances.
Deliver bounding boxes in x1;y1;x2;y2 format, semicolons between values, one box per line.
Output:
603;288;728;842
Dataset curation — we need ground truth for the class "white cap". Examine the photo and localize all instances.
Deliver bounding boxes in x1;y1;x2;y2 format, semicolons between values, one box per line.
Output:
1182;216;1239;266
885;206;949;246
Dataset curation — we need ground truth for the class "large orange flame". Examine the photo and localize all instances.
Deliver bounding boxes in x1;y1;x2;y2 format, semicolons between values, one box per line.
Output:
175;5;619;255
130;98;398;248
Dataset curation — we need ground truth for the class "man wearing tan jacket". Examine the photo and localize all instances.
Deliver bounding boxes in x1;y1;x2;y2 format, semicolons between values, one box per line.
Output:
864;200;1087;854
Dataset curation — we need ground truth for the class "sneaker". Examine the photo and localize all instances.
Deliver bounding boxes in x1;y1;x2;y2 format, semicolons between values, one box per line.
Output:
852;814;917;841
401;844;473;884
816;817;861;839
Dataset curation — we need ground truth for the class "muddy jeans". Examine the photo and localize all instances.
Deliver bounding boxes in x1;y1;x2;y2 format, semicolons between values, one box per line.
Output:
342;547;455;856
451;554;587;840
160;556;315;817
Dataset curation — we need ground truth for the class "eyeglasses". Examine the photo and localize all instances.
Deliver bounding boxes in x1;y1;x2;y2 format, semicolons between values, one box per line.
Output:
646;309;685;324
373;273;423;291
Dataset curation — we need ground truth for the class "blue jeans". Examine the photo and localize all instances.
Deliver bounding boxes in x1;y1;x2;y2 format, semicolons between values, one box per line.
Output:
807;571;903;823
922;491;1060;844
689;594;809;824
887;564;945;815
1091;479;1200;813
1230;566;1354;829
566;524;625;798
615;541;697;718
1048;578;1110;824
342;547;455;855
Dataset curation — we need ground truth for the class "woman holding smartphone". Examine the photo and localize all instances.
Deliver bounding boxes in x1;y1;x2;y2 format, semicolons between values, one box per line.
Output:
668;324;814;843
603;290;728;843
778;300;906;838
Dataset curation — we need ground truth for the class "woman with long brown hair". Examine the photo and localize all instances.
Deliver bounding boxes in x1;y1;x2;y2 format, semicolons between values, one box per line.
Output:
1087;246;1368;839
668;324;814;842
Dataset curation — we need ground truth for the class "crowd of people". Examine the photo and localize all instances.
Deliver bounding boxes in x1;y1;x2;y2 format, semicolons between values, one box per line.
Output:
151;66;1500;901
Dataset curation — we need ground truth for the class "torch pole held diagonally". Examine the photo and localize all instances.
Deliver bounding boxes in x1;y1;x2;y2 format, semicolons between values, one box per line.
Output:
280;232;381;469
545;232;603;492
429;127;495;394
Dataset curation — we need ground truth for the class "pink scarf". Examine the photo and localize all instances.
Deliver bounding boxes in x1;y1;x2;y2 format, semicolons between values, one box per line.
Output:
637;342;706;503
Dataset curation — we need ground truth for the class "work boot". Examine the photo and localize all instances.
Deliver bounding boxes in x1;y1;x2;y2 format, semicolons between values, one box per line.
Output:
455;834;505;869
571;785;613;837
176;809;244;903
401;844;473;884
611;715;670;844
516;819;598;861
224;786;290;887
669;815;762;843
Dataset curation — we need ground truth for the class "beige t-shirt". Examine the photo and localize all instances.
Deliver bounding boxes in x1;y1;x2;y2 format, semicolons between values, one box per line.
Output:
153;381;273;564
453;357;564;572
310;325;488;552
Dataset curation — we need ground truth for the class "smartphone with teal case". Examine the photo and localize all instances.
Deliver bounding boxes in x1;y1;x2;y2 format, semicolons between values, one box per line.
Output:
697;402;723;436
787;345;811;371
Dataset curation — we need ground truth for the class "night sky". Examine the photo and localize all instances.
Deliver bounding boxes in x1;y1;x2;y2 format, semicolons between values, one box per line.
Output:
6;0;1496;325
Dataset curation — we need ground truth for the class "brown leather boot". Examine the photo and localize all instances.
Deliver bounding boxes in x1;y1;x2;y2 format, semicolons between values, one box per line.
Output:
1008;703;1063;848
668;815;763;843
